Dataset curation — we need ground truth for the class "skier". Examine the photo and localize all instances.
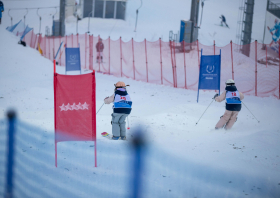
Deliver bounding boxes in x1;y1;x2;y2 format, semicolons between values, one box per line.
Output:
104;81;132;140
213;79;244;130
96;38;104;63
0;1;4;25
268;19;280;44
219;15;229;28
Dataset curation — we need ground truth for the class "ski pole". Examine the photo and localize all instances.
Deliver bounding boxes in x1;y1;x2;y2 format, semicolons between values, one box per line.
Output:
242;101;260;123
96;103;105;115
127;116;130;130
195;99;215;125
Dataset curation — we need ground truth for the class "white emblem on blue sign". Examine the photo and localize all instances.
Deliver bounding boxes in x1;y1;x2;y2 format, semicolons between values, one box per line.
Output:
206;65;215;73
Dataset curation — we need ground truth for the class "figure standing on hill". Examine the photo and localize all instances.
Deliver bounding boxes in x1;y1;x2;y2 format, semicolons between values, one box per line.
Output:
213;79;244;130
96;38;104;63
219;15;229;28
104;81;132;140
0;1;4;25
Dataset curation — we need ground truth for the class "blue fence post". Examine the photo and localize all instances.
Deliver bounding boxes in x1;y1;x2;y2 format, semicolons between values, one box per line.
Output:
132;128;145;198
5;110;17;198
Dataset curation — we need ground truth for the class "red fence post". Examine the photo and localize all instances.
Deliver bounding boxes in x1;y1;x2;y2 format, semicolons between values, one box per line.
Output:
58;36;61;65
173;41;177;88
53;36;55;60
98;35;101;72
230;41;234;80
255;40;258;96
266;44;268;68
183;40;187;89
109;36;111;74
170;41;176;87
48;36;51;60
120;37;123;77
30;29;34;48
44;36;46;57
89;35;93;71
85;33;87;69
145;39;148;82
160;38;163;85
132;38;135;80
197;39;200;69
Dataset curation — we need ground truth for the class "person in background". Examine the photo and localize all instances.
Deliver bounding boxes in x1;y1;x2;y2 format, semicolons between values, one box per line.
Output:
96;38;104;63
219;14;229;28
213;79;244;130
104;81;132;140
0;1;4;25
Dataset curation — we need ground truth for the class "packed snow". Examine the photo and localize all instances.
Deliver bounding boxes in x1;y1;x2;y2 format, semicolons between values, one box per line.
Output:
0;0;280;197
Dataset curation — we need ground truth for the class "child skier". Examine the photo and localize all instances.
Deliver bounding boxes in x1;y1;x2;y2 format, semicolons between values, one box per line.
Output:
213;79;244;130
96;38;104;63
0;1;4;25
104;81;132;140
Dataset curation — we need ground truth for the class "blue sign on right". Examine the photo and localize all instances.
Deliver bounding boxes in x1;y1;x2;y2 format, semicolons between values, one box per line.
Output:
197;49;221;102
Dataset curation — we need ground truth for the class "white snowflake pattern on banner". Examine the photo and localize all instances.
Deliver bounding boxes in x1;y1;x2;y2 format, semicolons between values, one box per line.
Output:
59;102;90;111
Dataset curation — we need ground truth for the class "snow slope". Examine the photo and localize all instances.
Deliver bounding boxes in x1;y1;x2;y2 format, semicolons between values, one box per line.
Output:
1;22;280;198
1;0;267;45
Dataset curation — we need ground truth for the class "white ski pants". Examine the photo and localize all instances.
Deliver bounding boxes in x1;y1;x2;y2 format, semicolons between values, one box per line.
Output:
111;113;128;137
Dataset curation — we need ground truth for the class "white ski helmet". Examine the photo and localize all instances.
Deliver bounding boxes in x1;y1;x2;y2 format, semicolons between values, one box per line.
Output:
225;79;235;86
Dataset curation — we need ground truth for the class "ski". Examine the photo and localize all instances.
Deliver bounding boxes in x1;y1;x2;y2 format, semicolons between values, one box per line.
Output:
101;132;113;139
101;132;127;140
214;24;230;29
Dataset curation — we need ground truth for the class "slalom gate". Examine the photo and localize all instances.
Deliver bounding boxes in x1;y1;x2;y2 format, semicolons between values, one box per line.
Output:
22;32;280;99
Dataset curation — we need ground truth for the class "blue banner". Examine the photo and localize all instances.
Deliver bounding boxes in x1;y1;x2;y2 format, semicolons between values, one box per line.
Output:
197;49;221;102
20;26;33;41
65;47;81;73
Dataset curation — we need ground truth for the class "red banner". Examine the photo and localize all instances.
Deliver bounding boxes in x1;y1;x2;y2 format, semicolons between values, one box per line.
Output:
54;72;97;167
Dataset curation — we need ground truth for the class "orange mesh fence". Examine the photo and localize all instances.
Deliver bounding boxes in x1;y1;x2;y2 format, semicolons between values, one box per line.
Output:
22;31;280;99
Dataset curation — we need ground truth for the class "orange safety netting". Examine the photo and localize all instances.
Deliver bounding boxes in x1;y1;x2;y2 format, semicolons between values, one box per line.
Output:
23;31;280;99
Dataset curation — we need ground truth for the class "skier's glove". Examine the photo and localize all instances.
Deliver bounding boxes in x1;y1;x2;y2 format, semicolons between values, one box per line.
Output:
213;94;218;99
104;96;109;100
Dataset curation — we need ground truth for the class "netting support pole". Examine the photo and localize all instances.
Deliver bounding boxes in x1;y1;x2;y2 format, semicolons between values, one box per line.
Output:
48;36;51;60
85;33;87;69
44;36;46;57
72;34;74;47
53;36;55;60
132;38;135;80
266;44;268;68
54;73;57;168
145;39;148;82
173;41;177;88
30;29;34;48
98;35;101;72
279;40;280;99
255;40;258;96
230;41;234;80
89;35;93;71
214;40;215;55
34;33;38;50
59;36;62;65
5;110;16;198
183;40;187;89
160;38;163;85
120;37;123;77
77;33;79;47
109;37;111;74
169;40;174;86
197;39;200;69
